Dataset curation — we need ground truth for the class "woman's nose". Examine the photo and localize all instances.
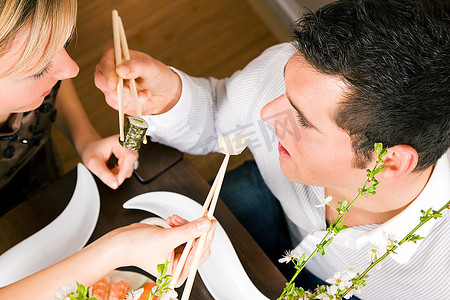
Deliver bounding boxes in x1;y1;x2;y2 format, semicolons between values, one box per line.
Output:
52;49;79;80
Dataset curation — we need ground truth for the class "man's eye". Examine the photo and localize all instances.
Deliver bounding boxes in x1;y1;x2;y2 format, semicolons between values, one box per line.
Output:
297;115;311;128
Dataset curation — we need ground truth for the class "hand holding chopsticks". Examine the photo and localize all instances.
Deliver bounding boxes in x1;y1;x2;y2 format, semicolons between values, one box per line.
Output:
112;10;147;144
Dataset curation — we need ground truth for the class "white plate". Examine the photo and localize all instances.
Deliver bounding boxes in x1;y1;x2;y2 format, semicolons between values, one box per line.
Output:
0;163;100;287
123;191;270;300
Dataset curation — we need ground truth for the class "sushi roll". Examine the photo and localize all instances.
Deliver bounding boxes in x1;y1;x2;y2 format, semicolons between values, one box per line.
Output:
119;116;148;150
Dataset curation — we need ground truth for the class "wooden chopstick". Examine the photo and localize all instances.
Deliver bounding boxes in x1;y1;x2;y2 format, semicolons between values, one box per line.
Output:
179;153;230;300
169;156;225;289
112;10;124;141
118;17;141;117
117;16;147;144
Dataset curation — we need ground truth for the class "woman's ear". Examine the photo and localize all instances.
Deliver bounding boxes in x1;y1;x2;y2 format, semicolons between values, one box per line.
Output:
378;145;418;180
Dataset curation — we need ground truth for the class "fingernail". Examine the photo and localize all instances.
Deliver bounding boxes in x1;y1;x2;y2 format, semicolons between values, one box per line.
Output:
196;219;211;231
108;178;119;189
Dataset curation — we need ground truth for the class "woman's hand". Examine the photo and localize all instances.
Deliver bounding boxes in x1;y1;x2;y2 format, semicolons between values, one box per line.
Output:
111;216;216;285
77;134;138;189
0;216;215;299
94;46;182;116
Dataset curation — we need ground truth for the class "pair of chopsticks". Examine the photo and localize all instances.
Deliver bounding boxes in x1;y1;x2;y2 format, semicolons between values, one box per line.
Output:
170;151;231;300
112;10;147;144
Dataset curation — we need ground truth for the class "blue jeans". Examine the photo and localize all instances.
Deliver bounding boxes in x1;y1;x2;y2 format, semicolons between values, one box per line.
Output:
218;161;360;299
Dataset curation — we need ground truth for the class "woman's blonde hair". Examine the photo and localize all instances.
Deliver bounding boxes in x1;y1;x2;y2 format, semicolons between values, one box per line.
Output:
0;0;77;78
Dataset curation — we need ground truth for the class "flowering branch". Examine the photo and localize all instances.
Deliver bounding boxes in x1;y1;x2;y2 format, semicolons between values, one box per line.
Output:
278;143;388;300
148;260;177;299
338;199;450;299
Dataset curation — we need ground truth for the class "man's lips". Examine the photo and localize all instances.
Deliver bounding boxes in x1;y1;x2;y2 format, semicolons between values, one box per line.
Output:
278;142;291;158
41;88;52;97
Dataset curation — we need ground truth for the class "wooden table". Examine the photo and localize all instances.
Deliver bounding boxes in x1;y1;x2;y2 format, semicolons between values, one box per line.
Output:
0;142;286;299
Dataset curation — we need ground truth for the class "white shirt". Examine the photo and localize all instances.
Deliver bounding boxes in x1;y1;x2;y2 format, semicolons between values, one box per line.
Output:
145;43;450;299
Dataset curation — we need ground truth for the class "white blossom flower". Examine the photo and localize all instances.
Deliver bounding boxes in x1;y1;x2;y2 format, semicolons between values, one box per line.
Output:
53;283;77;300
339;265;359;282
368;247;381;262
345;265;358;279
168;289;178;299
278;250;300;264
326;271;352;290
125;288;144;300
315;285;337;299
382;230;399;250
327;284;338;295
323;267;360;299
315;196;333;208
159;289;178;300
367;248;383;269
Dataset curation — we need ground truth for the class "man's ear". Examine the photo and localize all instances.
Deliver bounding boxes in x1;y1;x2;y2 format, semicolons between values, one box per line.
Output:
378;145;418;180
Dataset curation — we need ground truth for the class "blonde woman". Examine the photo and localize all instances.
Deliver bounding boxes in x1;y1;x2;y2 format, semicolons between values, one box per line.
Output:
0;1;216;298
0;0;137;214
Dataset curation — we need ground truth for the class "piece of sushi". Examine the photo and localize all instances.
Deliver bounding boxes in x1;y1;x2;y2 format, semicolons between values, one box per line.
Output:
108;279;130;300
91;277;110;300
119;116;148;150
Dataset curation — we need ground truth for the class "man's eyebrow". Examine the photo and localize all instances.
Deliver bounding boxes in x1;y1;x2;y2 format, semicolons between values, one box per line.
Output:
283;60;321;132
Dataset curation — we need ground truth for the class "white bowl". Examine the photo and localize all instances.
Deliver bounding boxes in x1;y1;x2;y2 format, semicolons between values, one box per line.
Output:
0;163;100;287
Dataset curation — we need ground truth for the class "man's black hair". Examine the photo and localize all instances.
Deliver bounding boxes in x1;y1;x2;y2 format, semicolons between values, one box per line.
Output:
292;0;450;170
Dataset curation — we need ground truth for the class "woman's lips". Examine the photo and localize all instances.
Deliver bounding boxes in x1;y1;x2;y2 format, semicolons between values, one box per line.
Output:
41;88;52;97
278;142;291;158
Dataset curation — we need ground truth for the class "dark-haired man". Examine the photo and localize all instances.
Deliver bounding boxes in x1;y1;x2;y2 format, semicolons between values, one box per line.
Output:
95;0;450;298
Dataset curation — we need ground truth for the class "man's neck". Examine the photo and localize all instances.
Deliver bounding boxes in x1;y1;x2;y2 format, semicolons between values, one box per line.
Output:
325;166;434;227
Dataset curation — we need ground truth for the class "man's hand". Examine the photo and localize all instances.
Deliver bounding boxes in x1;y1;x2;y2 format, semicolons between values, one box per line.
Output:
94;45;182;116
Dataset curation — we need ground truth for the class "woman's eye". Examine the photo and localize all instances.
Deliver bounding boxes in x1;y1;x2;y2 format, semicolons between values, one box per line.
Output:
32;62;53;80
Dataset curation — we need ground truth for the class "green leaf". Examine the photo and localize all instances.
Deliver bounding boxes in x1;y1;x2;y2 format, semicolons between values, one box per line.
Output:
408;234;425;244
157;261;169;277
374;143;383;156
374;143;387;162
420;208;433;221
333;226;340;235
317;244;325;255
324;237;334;247
340;198;348;209
432;210;443;219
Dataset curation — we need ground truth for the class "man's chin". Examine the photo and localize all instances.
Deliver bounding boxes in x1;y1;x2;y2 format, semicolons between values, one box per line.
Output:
279;161;297;182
